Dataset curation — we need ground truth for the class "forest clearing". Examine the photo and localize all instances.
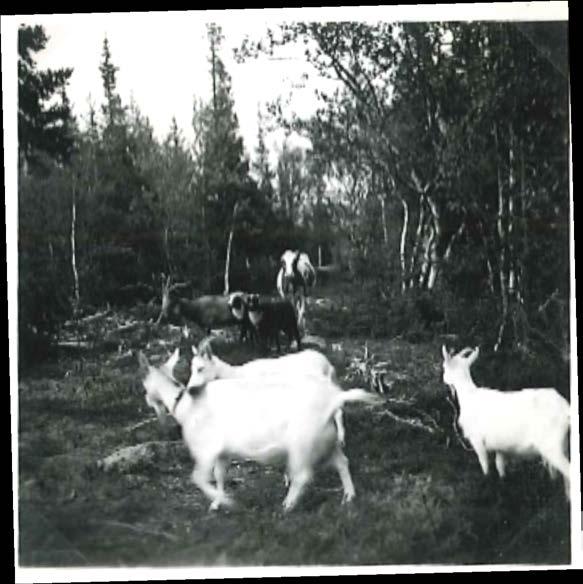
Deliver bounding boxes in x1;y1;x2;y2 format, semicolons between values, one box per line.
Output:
18;281;571;567
12;10;574;571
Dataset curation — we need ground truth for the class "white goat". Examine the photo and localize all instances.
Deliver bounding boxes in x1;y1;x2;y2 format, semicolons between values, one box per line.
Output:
441;346;571;499
191;343;347;445
139;351;381;512
139;348;180;423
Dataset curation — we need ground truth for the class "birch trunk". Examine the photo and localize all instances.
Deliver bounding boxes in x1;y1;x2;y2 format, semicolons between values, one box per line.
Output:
399;197;409;293
419;222;435;289
223;201;240;296
163;225;171;274
425;195;442;291
443;222;466;263
201;190;211;291
494;124;508;352
518;139;527;305
409;194;426;289
71;179;80;308
507;124;517;297
380;195;389;247
477;220;496;294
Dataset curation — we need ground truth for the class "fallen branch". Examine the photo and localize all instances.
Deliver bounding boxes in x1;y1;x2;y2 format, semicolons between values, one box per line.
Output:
125;417;159;433
375;406;443;436
57;340;93;350
73;309;111;325
95;520;179;543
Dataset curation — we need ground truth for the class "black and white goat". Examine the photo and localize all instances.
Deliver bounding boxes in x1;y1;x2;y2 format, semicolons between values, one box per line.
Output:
277;250;317;332
277;250;317;299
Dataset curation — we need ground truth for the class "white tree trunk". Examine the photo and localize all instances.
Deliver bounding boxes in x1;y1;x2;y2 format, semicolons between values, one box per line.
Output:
380;195;389;247
409;194;426;289
71;183;80;308
399;197;409;293
443;222;466;263
425;195;442;291
494;125;508;352
507;124;517;297
223;201;240;296
163;225;171;272
419;223;435;289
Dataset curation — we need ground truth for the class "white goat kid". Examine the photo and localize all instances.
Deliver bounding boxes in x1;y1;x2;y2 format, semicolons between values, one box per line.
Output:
139;351;380;512
441;346;570;499
192;344;347;445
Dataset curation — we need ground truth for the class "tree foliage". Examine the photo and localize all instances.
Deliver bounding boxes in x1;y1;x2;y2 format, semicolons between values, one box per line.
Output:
18;21;570;371
18;24;75;173
239;21;570;353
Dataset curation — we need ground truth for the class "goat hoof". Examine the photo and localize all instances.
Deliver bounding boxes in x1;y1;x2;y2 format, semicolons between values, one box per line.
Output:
209;495;234;512
341;492;356;505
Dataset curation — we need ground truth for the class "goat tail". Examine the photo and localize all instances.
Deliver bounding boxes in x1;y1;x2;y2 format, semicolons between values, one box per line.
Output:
276;268;285;298
341;388;385;406
325;389;384;422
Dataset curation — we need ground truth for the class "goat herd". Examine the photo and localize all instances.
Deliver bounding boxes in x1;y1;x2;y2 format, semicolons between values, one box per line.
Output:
139;250;572;513
161;249;316;353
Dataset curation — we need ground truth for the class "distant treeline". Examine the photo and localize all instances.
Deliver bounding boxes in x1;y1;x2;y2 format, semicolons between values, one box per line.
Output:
18;21;571;371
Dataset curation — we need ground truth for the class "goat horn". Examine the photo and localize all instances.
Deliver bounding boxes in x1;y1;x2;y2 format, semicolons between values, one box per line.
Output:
197;336;214;356
459;347;474;358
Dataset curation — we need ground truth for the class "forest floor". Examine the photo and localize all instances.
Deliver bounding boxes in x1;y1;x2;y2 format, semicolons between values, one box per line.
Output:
16;282;572;568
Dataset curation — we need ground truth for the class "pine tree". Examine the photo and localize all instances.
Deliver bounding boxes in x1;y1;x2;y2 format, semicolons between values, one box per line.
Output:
252;107;275;200
18;24;74;174
99;37;124;129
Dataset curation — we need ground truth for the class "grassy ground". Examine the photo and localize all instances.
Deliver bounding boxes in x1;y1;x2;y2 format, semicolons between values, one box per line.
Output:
17;283;571;567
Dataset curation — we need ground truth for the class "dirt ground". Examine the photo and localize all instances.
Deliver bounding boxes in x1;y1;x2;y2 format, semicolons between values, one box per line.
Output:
16;287;571;568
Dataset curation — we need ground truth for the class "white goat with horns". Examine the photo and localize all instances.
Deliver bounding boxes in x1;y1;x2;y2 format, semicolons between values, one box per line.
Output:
139;349;382;512
441;345;571;499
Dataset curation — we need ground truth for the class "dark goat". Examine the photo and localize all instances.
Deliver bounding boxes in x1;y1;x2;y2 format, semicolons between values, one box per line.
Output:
162;294;250;340
227;291;256;343
246;294;301;353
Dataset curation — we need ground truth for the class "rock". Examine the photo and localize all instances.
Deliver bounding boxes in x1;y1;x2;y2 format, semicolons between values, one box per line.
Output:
96;440;185;474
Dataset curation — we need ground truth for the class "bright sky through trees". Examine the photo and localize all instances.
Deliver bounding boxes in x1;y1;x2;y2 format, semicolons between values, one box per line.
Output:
16;12;320;162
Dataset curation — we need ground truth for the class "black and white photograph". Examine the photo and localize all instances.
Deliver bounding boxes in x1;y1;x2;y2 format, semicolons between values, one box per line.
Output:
4;3;580;579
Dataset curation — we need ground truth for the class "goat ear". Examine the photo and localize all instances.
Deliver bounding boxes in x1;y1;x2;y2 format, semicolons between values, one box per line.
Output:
441;345;450;360
164;347;180;369
182;325;190;339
